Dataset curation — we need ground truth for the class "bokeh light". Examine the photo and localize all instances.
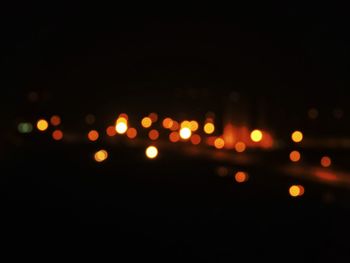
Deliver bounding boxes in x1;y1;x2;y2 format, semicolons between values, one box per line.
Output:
169;132;180;143
291;131;303;143
94;149;108;162
126;128;137;139
214;138;225;149
163;118;173;129
290;151;301;162
148;129;159;141
141;117;152;128
189;121;199;132
190;134;201;145
235;171;249;183
235;142;246;153
18;122;33;134
37;119;49;132
52;130;63;141
204;123;215;134
250;129;263;142
146;146;158;159
179;127;192;140
88;130;99;141
289;185;304;197
170;121;179;131
50;115;61;126
115;117;128;134
321;156;332;168
149;113;158;123
106;126;117;137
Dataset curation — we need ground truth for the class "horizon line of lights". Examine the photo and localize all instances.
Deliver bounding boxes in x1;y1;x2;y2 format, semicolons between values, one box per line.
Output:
17;112;339;199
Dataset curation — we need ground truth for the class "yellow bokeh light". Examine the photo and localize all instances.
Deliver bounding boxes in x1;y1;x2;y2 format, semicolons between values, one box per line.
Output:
235;142;246;153
141;117;152;128
290;150;301;162
179;127;192;140
189;121;199;132
250;129;263;142
235;171;249;183
204;123;215;134
146;146;158;159
116;117;128;124
37;119;49;132
321;156;332;168
181;120;191;129
289;185;302;197
214;138;225;149
291;131;303;143
94;149;108;163
115;122;128;134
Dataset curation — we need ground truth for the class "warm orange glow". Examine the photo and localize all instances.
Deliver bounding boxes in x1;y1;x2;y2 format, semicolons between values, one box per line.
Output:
145;146;158;159
169;132;180;143
94;149;108;162
290;151;301;162
289;185;304;197
206;136;216;146
50;115;61;126
170;121;179;131
204;123;215;134
321;156;332;168
88;130;99;141
181;120;191;129
235;142;246;153
149;113;158;123
189;121;199;132
190;134;201;145
148;129;159;141
52;130;63;141
37;119;49;131
118;113;129;121
116;117;128;125
126;128;137;139
291;131;303;143
106;126;117;137
235;171;248;183
214;138;225;149
141;117;152;128
115;122;128;134
250;129;263;142
162;118;174;129
179;127;192;140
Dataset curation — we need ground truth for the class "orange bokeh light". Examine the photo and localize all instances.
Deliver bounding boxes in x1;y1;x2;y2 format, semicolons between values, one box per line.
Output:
149;113;158;123
88;130;99;141
321;156;332;168
235;142;246;153
163;118;174;129
214;138;225;149
106;126;117;137
170;121;179;131
148;129;160;141
141;117;152;128
126;128;137;139
52;130;63;141
190;134;201;145
235;171;249;183
169;132;180;143
291;131;303;143
290;151;301;162
50;115;61;126
204;123;215;134
37;119;49;132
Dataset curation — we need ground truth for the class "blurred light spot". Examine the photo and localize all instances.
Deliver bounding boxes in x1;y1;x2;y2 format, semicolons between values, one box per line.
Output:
163;118;174;129
18;122;33;134
169;132;180;143
308;108;319;119
52;130;63;141
106;126;117;137
289;185;304;197
146;146;158;159
235;142;246;153
94;149;108;162
88;130;99;141
170;121;179;131
116;117;128;125
85;114;96;125
235;171;249;183
189;121;199;132
190;134;201;145
180;127;192;140
290;151;301;162
141;117;152;128
214;137;225;149
37;119;49;132
204;123;215;134
250;129;263;142
291;131;303;143
149;113;158;123
127;128;137;139
321;156;332;168
119;113;129;121
50;115;61;126
216;166;229;177
206;136;216;146
116;122;128;134
149;129;159;141
181;121;191;129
